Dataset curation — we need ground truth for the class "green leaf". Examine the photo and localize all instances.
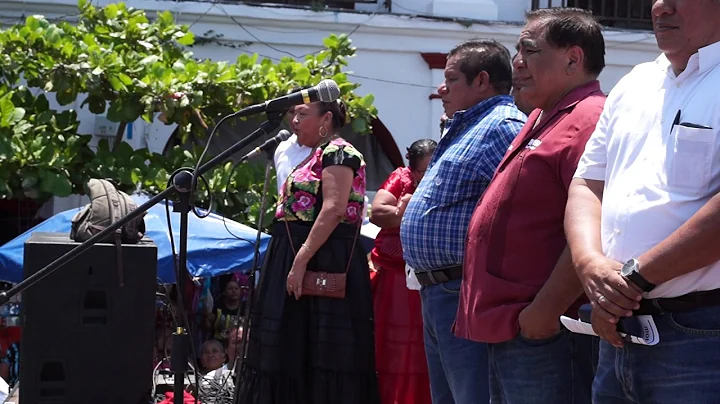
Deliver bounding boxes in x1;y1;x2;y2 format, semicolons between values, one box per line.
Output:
40;171;73;196
118;73;133;86
9;108;26;125
107;99;124;122
361;94;375;108
139;55;160;65
351;117;367;133
176;31;194;46
104;4;119;19
294;67;310;82
108;76;126;92
84;94;107;114
0;95;15;127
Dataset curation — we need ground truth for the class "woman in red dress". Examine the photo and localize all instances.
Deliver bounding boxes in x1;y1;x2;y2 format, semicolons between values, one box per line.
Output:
370;139;437;404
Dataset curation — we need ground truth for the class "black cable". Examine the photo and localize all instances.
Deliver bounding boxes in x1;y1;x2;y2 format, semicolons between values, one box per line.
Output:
189;104;242;219
219;159;265;247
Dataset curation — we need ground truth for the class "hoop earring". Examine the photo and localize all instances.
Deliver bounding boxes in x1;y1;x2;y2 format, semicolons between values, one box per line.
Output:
319;126;328;138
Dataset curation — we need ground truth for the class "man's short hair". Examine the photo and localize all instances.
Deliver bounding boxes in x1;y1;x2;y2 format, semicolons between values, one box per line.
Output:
525;8;606;76
447;39;513;95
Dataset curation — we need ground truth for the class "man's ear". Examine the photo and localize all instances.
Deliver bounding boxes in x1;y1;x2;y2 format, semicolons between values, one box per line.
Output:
474;71;491;93
566;46;584;74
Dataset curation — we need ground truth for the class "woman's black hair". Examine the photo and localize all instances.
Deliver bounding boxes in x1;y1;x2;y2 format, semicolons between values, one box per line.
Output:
406;139;437;170
316;99;348;131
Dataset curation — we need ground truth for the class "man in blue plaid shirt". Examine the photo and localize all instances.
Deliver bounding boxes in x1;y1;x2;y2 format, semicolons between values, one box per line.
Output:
399;39;526;404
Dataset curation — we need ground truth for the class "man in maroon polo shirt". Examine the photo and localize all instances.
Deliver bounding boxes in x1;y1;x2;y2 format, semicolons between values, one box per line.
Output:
455;8;606;403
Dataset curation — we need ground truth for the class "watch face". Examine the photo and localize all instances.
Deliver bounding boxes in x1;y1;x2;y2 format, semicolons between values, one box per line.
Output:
621;260;635;277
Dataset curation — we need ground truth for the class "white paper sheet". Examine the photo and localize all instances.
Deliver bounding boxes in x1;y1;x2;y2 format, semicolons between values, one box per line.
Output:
406;264;421;291
560;315;660;346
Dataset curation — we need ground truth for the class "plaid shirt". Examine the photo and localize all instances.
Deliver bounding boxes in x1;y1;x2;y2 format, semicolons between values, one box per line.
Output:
400;95;526;272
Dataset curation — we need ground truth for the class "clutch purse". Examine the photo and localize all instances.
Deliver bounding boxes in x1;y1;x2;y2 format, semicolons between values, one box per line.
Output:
284;220;360;299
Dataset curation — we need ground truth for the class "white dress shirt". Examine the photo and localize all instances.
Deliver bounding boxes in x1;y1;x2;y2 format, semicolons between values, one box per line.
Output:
273;134;312;193
575;40;720;299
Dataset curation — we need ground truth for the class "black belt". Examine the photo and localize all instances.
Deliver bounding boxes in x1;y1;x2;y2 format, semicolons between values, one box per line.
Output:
634;288;720;316
415;265;463;286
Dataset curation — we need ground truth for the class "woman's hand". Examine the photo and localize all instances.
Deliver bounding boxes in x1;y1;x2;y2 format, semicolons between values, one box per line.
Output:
397;193;413;216
287;257;308;300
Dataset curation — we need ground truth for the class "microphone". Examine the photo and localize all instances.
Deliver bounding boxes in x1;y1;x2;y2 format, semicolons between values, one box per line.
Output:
240;130;292;161
234;79;341;117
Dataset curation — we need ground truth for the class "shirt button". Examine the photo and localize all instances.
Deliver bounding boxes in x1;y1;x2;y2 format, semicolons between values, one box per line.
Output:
615;229;622;235
435;177;442;186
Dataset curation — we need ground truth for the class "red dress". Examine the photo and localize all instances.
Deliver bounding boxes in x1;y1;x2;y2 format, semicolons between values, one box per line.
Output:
371;167;431;404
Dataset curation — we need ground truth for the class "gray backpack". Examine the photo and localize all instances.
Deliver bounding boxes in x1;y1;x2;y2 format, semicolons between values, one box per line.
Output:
70;179;146;286
70;178;146;244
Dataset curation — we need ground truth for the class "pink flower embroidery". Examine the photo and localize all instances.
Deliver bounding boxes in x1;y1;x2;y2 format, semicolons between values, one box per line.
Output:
351;174;365;194
292;164;318;183
346;201;362;223
291;191;316;213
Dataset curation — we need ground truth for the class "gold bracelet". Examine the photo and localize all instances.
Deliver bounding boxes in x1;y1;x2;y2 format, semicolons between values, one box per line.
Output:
301;243;313;253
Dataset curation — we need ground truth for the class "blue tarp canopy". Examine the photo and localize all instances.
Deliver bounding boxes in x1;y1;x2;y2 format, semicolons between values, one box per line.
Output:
0;194;271;283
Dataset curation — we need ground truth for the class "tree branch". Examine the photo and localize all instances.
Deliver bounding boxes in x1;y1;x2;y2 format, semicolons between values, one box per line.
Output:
112;121;127;150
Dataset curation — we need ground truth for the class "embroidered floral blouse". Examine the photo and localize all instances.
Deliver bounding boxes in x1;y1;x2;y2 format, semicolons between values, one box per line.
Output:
276;137;366;224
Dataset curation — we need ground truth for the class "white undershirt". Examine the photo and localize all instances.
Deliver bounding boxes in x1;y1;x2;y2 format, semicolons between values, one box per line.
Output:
273;134;312;194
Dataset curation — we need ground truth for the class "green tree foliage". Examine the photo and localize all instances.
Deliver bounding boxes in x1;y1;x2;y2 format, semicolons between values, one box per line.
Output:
0;0;377;228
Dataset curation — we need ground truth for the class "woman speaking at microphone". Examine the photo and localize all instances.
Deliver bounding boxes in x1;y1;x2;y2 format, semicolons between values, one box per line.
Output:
237;97;380;404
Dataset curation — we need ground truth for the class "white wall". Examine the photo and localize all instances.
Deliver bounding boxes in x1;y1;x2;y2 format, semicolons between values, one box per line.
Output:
3;0;661;161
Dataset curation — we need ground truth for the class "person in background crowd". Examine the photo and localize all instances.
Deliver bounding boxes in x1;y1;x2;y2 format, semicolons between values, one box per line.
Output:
510;53;535;116
456;8;606;403
0;342;19;389
274;87;313;193
371;138;437;404
237;98;379;404
400;39;525;404
204;279;243;346
565;1;720;402
199;339;227;375
439;114;449;137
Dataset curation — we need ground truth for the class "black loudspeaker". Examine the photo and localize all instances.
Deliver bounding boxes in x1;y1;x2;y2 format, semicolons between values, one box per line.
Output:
21;232;158;404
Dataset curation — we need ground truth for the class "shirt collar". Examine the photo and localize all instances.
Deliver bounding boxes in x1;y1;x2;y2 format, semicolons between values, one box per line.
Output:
655;39;720;77
543;80;602;117
451;94;514;123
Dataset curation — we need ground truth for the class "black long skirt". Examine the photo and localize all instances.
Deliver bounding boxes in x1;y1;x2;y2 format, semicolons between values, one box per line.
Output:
237;221;380;404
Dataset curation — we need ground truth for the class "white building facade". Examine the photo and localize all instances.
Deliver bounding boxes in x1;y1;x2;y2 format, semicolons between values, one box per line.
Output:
3;0;660;200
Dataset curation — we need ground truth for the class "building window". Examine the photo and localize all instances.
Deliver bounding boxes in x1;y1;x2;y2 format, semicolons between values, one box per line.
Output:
531;0;653;31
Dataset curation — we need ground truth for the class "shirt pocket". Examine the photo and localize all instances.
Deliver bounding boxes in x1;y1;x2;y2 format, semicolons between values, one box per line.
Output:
424;160;477;208
667;125;716;195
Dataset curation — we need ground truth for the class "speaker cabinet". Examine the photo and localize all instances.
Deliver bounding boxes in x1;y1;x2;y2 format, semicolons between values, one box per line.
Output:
21;232;157;404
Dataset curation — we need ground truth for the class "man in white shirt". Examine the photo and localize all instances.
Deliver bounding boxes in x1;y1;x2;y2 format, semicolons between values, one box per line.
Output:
274;100;313;193
565;1;720;402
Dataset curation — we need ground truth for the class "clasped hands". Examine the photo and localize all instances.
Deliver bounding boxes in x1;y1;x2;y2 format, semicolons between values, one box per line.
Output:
577;255;643;347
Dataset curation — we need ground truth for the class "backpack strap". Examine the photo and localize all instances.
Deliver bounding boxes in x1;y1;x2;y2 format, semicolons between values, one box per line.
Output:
99;179;125;288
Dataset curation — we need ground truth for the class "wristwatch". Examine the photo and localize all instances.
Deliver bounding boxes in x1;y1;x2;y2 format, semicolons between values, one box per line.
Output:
620;258;655;292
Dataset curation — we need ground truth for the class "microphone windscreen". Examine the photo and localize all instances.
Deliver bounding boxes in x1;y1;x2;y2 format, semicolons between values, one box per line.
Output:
316;79;341;102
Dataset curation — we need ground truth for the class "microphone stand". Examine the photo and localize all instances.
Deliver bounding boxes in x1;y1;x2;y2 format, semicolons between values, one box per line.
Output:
0;112;285;404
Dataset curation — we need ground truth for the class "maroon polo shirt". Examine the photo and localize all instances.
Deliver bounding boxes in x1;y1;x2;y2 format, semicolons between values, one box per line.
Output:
454;81;606;343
